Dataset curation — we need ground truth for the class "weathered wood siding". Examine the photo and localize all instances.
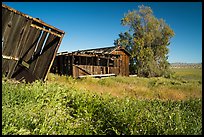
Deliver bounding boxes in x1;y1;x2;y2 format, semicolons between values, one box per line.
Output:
51;47;130;78
2;4;65;82
111;49;129;76
51;55;72;76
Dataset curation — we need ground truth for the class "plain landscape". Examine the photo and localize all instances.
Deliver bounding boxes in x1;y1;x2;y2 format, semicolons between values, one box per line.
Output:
2;2;202;135
2;64;202;135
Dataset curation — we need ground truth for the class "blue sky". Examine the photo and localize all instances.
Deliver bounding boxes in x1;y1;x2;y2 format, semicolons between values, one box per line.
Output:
3;2;202;63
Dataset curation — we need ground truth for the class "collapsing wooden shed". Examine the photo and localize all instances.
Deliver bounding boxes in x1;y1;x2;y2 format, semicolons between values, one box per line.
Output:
50;46;130;78
2;4;65;82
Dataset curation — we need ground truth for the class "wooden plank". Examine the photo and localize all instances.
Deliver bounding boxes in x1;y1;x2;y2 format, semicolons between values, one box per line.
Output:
11;18;32;58
33;33;56;78
2;10;14;74
68;56;72;75
2;4;65;35
73;65;91;75
30;24;61;37
73;64;79;78
78;73;116;78
3;13;23;56
30;31;49;73
57;56;61;74
2;9;14;74
60;55;63;75
23;29;42;62
50;57;56;73
71;55;74;76
44;32;64;80
2;4;65;82
34;34;60;80
10;20;41;81
107;55;109;73
2;55;19;61
18;27;39;61
2;8;13;38
2;59;10;76
92;57;94;74
3;60;18;77
10;18;33;79
11;64;38;83
3;14;28;78
34;30;49;57
62;55;65;74
64;56;68;75
35;30;64;81
15;19;33;59
59;55;63;75
52;56;59;74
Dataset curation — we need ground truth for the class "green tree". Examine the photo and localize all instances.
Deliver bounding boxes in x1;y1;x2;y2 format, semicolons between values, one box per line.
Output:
114;5;175;77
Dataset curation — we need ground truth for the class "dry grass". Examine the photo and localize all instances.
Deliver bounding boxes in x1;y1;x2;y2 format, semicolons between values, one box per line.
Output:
47;68;202;101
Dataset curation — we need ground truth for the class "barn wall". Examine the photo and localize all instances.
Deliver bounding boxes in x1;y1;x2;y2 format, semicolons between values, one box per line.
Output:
72;65;119;78
2;4;65;82
50;49;129;78
111;49;129;76
50;55;72;76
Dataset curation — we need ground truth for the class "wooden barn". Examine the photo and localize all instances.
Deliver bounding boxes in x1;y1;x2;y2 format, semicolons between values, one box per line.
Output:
2;4;65;82
50;46;130;78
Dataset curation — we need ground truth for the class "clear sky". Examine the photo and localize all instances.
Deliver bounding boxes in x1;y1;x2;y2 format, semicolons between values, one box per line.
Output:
3;2;202;63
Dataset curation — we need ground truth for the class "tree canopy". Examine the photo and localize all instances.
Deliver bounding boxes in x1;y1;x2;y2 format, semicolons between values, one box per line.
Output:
114;5;175;77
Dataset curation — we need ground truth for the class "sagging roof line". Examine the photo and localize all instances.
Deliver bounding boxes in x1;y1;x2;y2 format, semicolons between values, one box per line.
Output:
73;46;117;53
56;46;131;56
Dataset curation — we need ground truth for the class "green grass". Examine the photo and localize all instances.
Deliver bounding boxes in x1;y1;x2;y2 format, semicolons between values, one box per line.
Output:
2;68;202;135
171;68;202;82
46;69;202;101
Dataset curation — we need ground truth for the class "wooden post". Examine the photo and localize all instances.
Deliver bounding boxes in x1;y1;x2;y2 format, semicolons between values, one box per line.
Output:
85;56;87;71
107;55;109;74
72;54;75;77
91;56;93;75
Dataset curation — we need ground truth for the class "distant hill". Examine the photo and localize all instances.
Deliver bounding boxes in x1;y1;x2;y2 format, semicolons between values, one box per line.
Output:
170;63;202;68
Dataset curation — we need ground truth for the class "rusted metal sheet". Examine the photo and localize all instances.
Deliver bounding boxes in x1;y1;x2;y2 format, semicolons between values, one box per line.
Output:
2;4;65;82
51;46;130;78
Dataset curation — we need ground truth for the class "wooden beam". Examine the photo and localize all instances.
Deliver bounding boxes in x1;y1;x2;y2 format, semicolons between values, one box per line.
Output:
72;54;75;77
78;73;116;78
2;55;19;61
73;65;91;75
107;55;109;74
43;33;65;81
30;24;62;37
92;57;94;74
79;56;81;65
2;4;65;35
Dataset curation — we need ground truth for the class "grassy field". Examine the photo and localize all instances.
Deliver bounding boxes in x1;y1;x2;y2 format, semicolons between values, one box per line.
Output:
46;67;202;101
2;67;202;135
171;67;202;82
